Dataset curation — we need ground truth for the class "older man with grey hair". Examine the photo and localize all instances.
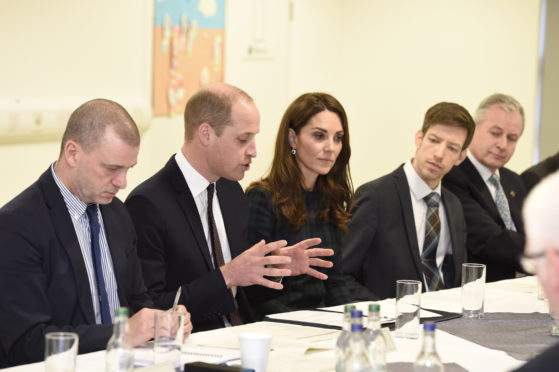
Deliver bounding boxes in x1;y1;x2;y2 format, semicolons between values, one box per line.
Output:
513;171;559;371
443;93;527;282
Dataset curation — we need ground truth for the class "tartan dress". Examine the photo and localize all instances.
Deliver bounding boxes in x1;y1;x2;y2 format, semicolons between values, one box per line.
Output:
245;186;353;320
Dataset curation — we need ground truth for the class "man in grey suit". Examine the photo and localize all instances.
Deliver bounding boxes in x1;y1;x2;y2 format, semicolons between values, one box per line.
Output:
343;102;474;299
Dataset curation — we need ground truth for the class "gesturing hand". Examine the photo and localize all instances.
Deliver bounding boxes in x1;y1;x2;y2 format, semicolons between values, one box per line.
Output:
220;239;292;290
274;238;334;280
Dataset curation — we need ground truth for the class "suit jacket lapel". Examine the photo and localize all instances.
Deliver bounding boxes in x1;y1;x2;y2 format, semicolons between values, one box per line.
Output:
167;159;214;270
40;170;96;324
441;188;464;284
460;158;502;221
393;166;423;279
216;180;243;259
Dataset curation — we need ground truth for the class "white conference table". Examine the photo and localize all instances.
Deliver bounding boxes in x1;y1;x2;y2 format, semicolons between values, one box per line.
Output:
3;276;552;372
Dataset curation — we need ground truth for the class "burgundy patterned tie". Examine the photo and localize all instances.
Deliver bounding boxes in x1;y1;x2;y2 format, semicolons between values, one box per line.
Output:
207;183;243;326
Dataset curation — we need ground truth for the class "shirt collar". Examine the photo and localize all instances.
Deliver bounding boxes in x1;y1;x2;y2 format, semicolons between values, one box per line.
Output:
50;162;88;220
175;150;211;198
404;159;442;201
468;150;500;181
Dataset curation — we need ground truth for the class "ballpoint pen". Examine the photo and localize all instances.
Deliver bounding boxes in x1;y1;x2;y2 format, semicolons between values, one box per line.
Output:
172;286;182;312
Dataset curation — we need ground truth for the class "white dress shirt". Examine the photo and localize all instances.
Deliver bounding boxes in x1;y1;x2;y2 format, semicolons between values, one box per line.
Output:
468;151;501;201
174;151;237;297
51;163;120;324
403;160;452;289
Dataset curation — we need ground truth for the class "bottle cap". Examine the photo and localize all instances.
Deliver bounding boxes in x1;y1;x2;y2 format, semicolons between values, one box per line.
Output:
423;322;436;331
115;307;129;317
344;304;356;313
368;303;380;312
350;310;363;318
351;323;364;332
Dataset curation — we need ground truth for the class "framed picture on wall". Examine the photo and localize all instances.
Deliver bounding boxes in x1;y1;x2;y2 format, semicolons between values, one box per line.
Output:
153;0;226;116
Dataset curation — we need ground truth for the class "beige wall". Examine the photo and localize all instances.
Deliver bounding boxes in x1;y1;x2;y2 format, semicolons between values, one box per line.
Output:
288;0;540;188
0;0;542;206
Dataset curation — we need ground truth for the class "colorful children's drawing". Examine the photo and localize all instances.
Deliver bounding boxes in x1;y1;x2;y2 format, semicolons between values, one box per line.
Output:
153;0;225;116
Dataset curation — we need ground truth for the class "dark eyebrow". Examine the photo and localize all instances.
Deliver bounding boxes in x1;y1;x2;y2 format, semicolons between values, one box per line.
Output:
311;127;344;135
311;127;328;133
103;163;125;169
429;133;461;148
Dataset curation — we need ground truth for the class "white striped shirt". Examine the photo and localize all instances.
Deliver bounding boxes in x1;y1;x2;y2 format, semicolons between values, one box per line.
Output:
51;164;120;324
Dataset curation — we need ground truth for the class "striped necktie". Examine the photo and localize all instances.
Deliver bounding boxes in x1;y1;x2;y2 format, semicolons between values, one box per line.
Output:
421;192;445;291
86;204;112;324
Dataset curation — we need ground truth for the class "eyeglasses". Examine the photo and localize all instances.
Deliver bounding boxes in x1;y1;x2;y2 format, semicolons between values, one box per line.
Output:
520;250;559;275
520;251;544;275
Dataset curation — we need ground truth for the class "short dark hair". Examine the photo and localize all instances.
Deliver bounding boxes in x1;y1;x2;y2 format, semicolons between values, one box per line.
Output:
60;98;139;155
422;102;475;150
183;85;253;140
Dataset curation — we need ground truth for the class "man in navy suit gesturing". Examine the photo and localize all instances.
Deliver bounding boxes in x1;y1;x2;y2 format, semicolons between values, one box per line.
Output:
126;83;333;332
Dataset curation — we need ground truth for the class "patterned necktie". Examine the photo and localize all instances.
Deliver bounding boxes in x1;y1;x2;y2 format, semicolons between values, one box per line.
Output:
421;192;445;291
85;204;112;324
207;183;243;326
488;173;516;231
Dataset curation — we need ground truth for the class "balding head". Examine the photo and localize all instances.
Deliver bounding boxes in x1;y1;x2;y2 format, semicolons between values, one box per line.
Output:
523;171;559;252
183;83;253;141
59;99;140;156
522;170;559;313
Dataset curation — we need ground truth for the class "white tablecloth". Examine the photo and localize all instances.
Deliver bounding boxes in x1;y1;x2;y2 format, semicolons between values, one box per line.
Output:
2;276;551;372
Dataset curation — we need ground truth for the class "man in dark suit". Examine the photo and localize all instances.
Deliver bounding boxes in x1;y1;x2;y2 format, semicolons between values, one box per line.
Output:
443;93;526;282
521;151;559;193
0;99;191;367
513;171;559;372
126;83;332;332
343;102;474;299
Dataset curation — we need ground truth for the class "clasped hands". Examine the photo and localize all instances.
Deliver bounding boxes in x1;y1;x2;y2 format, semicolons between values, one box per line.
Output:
220;237;333;290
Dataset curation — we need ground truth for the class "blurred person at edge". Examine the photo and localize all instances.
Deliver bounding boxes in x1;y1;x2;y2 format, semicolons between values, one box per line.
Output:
513;170;559;372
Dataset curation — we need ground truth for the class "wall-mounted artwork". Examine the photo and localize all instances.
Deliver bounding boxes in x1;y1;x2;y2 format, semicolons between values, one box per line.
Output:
153;0;225;116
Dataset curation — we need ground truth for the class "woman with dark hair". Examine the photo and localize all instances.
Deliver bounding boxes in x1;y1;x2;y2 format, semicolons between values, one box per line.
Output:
245;92;369;319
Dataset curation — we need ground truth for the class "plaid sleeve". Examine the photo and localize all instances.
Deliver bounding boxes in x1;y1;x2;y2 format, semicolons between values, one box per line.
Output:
246;186;276;245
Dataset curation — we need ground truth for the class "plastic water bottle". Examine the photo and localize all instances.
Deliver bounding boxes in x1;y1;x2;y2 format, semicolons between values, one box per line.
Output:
364;303;386;371
336;304;356;372
413;323;444;372
105;308;134;372
344;322;372;372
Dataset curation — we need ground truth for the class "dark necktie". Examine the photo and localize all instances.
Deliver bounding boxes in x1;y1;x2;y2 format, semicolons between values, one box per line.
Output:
207;184;243;326
85;204;112;324
421;192;445;291
488;173;516;231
